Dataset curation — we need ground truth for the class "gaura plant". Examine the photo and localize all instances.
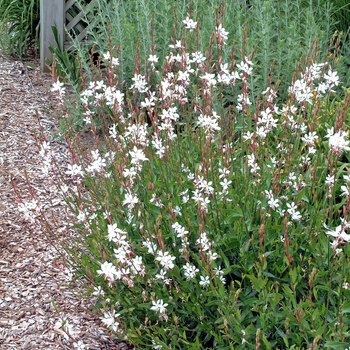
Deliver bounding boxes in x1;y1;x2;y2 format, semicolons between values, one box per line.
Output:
26;11;350;350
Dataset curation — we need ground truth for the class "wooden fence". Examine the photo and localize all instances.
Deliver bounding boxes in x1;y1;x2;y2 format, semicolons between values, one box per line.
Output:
40;0;97;72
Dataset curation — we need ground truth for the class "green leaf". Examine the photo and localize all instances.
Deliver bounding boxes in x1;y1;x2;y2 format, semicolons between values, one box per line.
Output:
289;268;298;284
245;274;267;292
341;303;350;314
324;341;350;348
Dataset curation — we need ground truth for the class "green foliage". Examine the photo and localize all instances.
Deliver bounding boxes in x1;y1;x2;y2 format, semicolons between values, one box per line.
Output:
48;26;81;87
329;0;350;89
0;0;40;57
328;0;350;35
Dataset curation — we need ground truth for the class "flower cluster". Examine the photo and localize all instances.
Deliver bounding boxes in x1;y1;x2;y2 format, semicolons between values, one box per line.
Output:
289;62;339;103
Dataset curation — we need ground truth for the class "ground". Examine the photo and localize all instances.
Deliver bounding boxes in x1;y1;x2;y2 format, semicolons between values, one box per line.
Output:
0;54;127;350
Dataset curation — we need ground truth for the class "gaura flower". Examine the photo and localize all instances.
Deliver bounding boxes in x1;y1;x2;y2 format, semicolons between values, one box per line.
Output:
150;299;168;314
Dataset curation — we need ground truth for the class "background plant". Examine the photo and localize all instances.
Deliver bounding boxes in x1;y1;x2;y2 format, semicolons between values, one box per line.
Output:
52;0;349;103
31;7;350;348
0;0;40;58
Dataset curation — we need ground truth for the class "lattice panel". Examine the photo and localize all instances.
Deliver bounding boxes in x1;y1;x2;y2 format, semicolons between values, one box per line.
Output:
65;0;98;48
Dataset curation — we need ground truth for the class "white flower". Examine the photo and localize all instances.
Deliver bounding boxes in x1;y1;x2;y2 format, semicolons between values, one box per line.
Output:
148;54;159;63
286;202;302;221
104;87;124;110
114;246;130;263
237;93;252;111
242;131;254;142
268;198;280;210
341;185;349;197
100;310;120;332
177;69;190;83
102;52;119;66
169;40;182;49
172;222;188;239
97;261;118;283
324;69;339;87
237;59;253;76
216;24;229;43
131;254;144;270
183;262;199;280
181;189;190;203
208;251;219;262
196;231;212;251
326;128;350;156
123;191;139;210
200;73;217;86
214;266;224;277
326;224;350;242
173;206;182;217
219;167;230;179
141;93;157;109
18;199;40;222
92;286;105;297
65;163;84;177
199;275;210;288
191;51;206;64
241;329;247;345
150;299;168;314
264;190;280;210
86;150;107;174
325;174;334;186
289;78;312;103
152;136;166;158
107;223;127;243
142;238;157;255
197;112;221;133
155;251;176;270
51;79;66;98
247;154;260;174
160;106;180;122
76;209;88;223
150;193;164;208
183;16;197;31
129;146;148;165
301;131;318;146
155;269;172;285
130;74;147;93
123;167;137;179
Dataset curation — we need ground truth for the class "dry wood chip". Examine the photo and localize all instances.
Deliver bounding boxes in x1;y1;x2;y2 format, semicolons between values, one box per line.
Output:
0;55;130;349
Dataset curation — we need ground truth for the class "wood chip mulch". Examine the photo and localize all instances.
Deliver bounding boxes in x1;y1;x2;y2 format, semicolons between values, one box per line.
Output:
0;54;129;350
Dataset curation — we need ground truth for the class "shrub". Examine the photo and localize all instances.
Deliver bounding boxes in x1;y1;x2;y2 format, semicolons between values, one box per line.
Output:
29;9;350;348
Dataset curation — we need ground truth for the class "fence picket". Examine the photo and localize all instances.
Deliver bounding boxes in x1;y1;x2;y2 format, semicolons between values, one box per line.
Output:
40;0;98;72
